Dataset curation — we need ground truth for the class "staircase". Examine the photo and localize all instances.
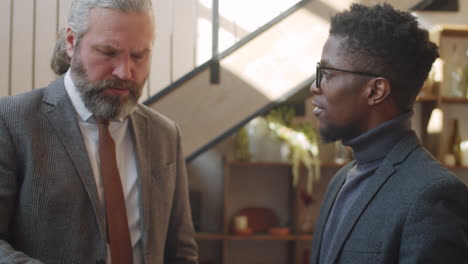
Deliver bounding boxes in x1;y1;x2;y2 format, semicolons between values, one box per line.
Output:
146;0;335;160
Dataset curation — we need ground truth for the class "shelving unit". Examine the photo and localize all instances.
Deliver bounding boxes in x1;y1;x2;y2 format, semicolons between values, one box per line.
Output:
195;233;314;241
417;25;468;165
194;161;342;264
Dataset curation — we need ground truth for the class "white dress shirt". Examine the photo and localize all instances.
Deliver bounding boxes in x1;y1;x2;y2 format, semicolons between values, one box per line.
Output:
64;71;143;264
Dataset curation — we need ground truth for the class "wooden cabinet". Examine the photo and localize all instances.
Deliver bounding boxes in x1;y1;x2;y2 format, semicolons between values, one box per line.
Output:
417;97;468;164
418;25;468;168
195;161;341;264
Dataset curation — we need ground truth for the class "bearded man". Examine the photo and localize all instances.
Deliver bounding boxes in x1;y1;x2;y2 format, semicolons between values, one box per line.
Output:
0;1;198;263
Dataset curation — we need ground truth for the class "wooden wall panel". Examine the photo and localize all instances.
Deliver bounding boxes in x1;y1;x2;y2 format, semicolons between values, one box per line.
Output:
149;0;172;96
34;0;58;88
10;0;34;95
0;0;12;97
172;0;196;81
59;0;73;29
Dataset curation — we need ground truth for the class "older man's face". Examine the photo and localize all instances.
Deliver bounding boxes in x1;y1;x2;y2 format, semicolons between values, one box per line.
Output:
66;7;154;120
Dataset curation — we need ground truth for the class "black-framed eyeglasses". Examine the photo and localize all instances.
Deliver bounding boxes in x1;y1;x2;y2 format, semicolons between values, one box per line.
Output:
315;62;381;88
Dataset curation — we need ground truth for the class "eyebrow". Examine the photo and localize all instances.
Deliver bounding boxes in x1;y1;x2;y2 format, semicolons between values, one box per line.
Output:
93;44;152;55
319;60;333;67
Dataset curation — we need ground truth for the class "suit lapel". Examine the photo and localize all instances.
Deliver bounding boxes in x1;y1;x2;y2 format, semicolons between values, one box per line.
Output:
326;162;395;263
42;78;107;239
129;108;151;256
327;132;421;264
311;163;351;264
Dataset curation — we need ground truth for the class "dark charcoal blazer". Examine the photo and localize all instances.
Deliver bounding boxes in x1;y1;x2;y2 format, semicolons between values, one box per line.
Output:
311;132;468;264
0;77;197;264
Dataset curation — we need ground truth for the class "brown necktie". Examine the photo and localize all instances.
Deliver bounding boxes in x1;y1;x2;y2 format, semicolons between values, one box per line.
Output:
97;120;133;264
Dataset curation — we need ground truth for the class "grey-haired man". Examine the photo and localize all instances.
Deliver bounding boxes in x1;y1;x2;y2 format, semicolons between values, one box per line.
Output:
0;1;198;263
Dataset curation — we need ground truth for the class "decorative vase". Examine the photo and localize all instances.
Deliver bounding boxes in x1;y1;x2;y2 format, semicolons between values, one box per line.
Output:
246;117;284;162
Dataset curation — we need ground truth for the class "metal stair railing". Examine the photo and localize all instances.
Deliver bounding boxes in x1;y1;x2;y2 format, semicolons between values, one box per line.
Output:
144;0;309;106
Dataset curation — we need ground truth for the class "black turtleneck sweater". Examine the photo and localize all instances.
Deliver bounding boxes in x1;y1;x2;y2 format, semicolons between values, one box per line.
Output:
319;111;413;264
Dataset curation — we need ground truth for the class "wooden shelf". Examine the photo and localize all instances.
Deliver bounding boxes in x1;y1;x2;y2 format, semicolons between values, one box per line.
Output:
226;160;468;171
441;97;468;104
417;96;468;104
226;160;344;169
228;234;309;241
416;95;437;102
431;24;468;39
195;232;313;241
296;234;314;241
446;165;468;170
195;232;226;240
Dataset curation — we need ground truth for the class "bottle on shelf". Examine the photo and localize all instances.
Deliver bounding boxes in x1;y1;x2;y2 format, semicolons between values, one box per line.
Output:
445;119;462;167
444;44;465;98
463;48;468;98
334;141;351;165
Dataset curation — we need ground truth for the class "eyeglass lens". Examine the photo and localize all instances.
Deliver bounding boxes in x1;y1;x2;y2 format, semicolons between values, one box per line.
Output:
316;65;322;88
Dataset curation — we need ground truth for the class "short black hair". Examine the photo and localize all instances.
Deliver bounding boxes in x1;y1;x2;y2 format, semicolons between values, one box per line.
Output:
330;3;439;111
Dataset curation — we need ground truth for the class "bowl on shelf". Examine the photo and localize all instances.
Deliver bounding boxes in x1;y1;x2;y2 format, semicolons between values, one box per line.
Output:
231;207;278;234
234;227;254;235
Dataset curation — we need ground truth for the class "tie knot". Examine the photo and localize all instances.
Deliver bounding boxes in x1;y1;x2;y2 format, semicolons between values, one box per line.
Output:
95;117;110;126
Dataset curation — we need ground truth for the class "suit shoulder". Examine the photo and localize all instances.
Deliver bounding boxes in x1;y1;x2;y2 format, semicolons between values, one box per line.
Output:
0;88;47;116
135;104;179;132
408;147;458;179
395;145;466;192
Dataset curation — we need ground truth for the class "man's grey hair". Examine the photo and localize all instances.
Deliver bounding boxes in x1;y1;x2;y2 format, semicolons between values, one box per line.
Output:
68;0;153;42
50;28;71;76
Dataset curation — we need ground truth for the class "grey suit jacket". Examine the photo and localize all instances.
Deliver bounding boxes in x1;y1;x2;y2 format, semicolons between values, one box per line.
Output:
311;132;468;264
0;78;198;264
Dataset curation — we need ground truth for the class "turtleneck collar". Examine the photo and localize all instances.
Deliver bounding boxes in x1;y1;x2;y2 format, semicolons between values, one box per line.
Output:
342;111;413;165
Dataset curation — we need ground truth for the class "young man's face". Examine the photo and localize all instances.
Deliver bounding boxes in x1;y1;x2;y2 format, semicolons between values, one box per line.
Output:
310;35;371;143
66;7;154;120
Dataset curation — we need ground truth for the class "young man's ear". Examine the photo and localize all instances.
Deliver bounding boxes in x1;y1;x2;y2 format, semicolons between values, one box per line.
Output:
366;78;391;106
65;28;76;58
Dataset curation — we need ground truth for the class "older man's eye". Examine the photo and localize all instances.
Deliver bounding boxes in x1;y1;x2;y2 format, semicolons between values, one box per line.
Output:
131;54;144;60
100;50;116;57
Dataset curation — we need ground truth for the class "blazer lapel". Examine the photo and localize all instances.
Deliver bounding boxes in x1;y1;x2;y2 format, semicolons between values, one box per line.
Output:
129;108;151;256
42;78;107;239
311;163;351;264
326;132;421;264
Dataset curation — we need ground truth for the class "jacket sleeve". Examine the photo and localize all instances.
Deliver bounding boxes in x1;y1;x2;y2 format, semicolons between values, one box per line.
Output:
0;108;44;264
399;178;468;264
163;125;198;264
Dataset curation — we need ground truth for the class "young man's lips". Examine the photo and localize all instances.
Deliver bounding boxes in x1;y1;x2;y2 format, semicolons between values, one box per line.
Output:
313;106;324;116
312;100;324;116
